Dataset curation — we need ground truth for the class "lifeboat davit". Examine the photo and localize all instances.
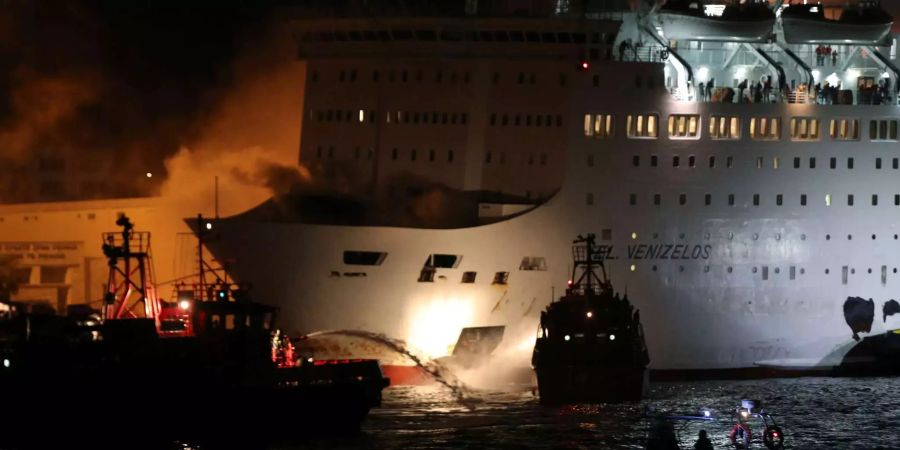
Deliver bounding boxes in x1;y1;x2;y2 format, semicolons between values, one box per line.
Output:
658;0;775;42
781;1;893;45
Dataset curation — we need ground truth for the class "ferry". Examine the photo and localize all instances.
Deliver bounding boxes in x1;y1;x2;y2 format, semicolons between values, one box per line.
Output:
4;1;900;382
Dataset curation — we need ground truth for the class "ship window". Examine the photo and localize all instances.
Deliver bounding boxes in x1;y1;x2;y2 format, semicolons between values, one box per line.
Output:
895;158;899;169
876;158;882;169
584;114;614;138
519;257;547;271
667;114;701;139
688;155;695;167
753;194;760;206
869;119;899;141
626;114;659;138
726;156;733;168
776;194;783;206
709;156;716;168
728;194;734;206
586;193;594;205
790;266;796;280
461;272;477;283
633;155;640;167
756;157;763;169
425;254;461;269
679;194;686;205
705;194;711;205
829;119;859;140
651;155;658;167
801;194;807;206
873;195;879;206
848;194;854;206
750;117;781;140
794;157;800;169
773;157;779;169
587;154;594;167
654;194;661;205
809;157;816;169
825;194;832;206
830;157;836;169
789;117;819;141
630;194;637;206
673;155;680;167
492;271;509;285
709;116;741;140
896;194;899;206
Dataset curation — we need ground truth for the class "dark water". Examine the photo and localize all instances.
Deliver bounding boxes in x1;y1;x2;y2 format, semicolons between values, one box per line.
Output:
286;377;900;450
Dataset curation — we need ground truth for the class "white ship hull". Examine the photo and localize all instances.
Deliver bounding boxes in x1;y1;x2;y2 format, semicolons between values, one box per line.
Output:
205;102;900;372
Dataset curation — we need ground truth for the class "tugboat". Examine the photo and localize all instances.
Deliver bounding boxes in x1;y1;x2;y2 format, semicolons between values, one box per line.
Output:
0;215;389;447
532;234;649;404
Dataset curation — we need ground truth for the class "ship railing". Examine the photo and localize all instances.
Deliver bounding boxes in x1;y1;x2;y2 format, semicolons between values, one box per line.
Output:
101;231;151;255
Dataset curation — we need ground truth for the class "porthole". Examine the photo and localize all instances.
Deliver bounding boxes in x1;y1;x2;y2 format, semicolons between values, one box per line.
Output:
867;268;872;274
704;265;710;273
801;234;807;240
851;268;856;274
774;267;781;274
775;233;781;241
652;265;658;271
825;268;830;274
753;233;759;240
800;268;805;275
895;234;899;240
728;232;734;240
872;234;876;240
679;233;685;239
727;267;733;273
847;234;852;240
678;266;684;272
826;234;831;240
894;268;898;274
752;267;758;274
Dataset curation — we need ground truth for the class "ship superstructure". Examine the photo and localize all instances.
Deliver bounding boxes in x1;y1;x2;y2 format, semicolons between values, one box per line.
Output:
196;1;900;376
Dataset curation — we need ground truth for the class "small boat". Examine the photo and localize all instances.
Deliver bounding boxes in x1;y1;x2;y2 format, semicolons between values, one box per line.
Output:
658;0;775;42
781;1;893;45
0;215;389;447
531;234;650;404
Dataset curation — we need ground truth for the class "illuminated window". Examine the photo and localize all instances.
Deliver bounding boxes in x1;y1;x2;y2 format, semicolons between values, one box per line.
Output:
825;194;832;206
492;271;509;285
829;119;859;140
584;114;614;138
519;257;547;271
749;117;781;140
789;117;820;141
626;114;659;138
869;119;899;141
667;114;701;139
709;116;741;140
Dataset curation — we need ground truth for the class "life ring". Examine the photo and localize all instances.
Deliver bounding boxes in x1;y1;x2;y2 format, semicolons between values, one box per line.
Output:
762;425;785;450
729;423;751;449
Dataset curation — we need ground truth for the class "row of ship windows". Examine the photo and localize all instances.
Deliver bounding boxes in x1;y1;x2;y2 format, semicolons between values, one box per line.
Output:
632;264;899;285
485;152;549;165
591;192;900;207
309;109;469;125
300;29;610;46
584;114;900;142
625;154;900;170
308;109;565;128
314;146;458;163
314;69;576;87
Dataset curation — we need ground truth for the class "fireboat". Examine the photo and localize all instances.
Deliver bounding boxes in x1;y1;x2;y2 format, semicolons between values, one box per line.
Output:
532;233;650;403
0;215;389;446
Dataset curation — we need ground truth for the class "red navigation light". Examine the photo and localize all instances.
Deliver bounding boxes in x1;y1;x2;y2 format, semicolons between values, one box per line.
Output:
580;61;589;71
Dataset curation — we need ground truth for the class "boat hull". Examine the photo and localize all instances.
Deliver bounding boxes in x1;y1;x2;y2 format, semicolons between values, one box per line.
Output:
535;366;648;403
658;13;774;42
782;17;892;45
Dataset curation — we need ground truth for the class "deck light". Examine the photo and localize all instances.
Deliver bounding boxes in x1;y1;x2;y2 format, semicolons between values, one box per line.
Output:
609;334;615;341
178;300;190;310
564;335;571;341
580;61;589;71
205;222;213;230
145;172;153;178
586;311;593;318
2;359;9;368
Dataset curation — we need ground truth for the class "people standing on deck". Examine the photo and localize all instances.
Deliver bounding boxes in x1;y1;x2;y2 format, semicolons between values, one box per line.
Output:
753;81;763;103
763;76;772;103
707;78;714;101
832;48;838;66
815;45;823;65
698;82;706;102
737;79;748;103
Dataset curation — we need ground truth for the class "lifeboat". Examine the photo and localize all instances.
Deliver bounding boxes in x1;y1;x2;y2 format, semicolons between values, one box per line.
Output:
781;1;893;45
658;0;775;42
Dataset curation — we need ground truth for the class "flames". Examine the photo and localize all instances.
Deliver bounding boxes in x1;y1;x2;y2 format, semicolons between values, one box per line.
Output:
405;295;475;359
